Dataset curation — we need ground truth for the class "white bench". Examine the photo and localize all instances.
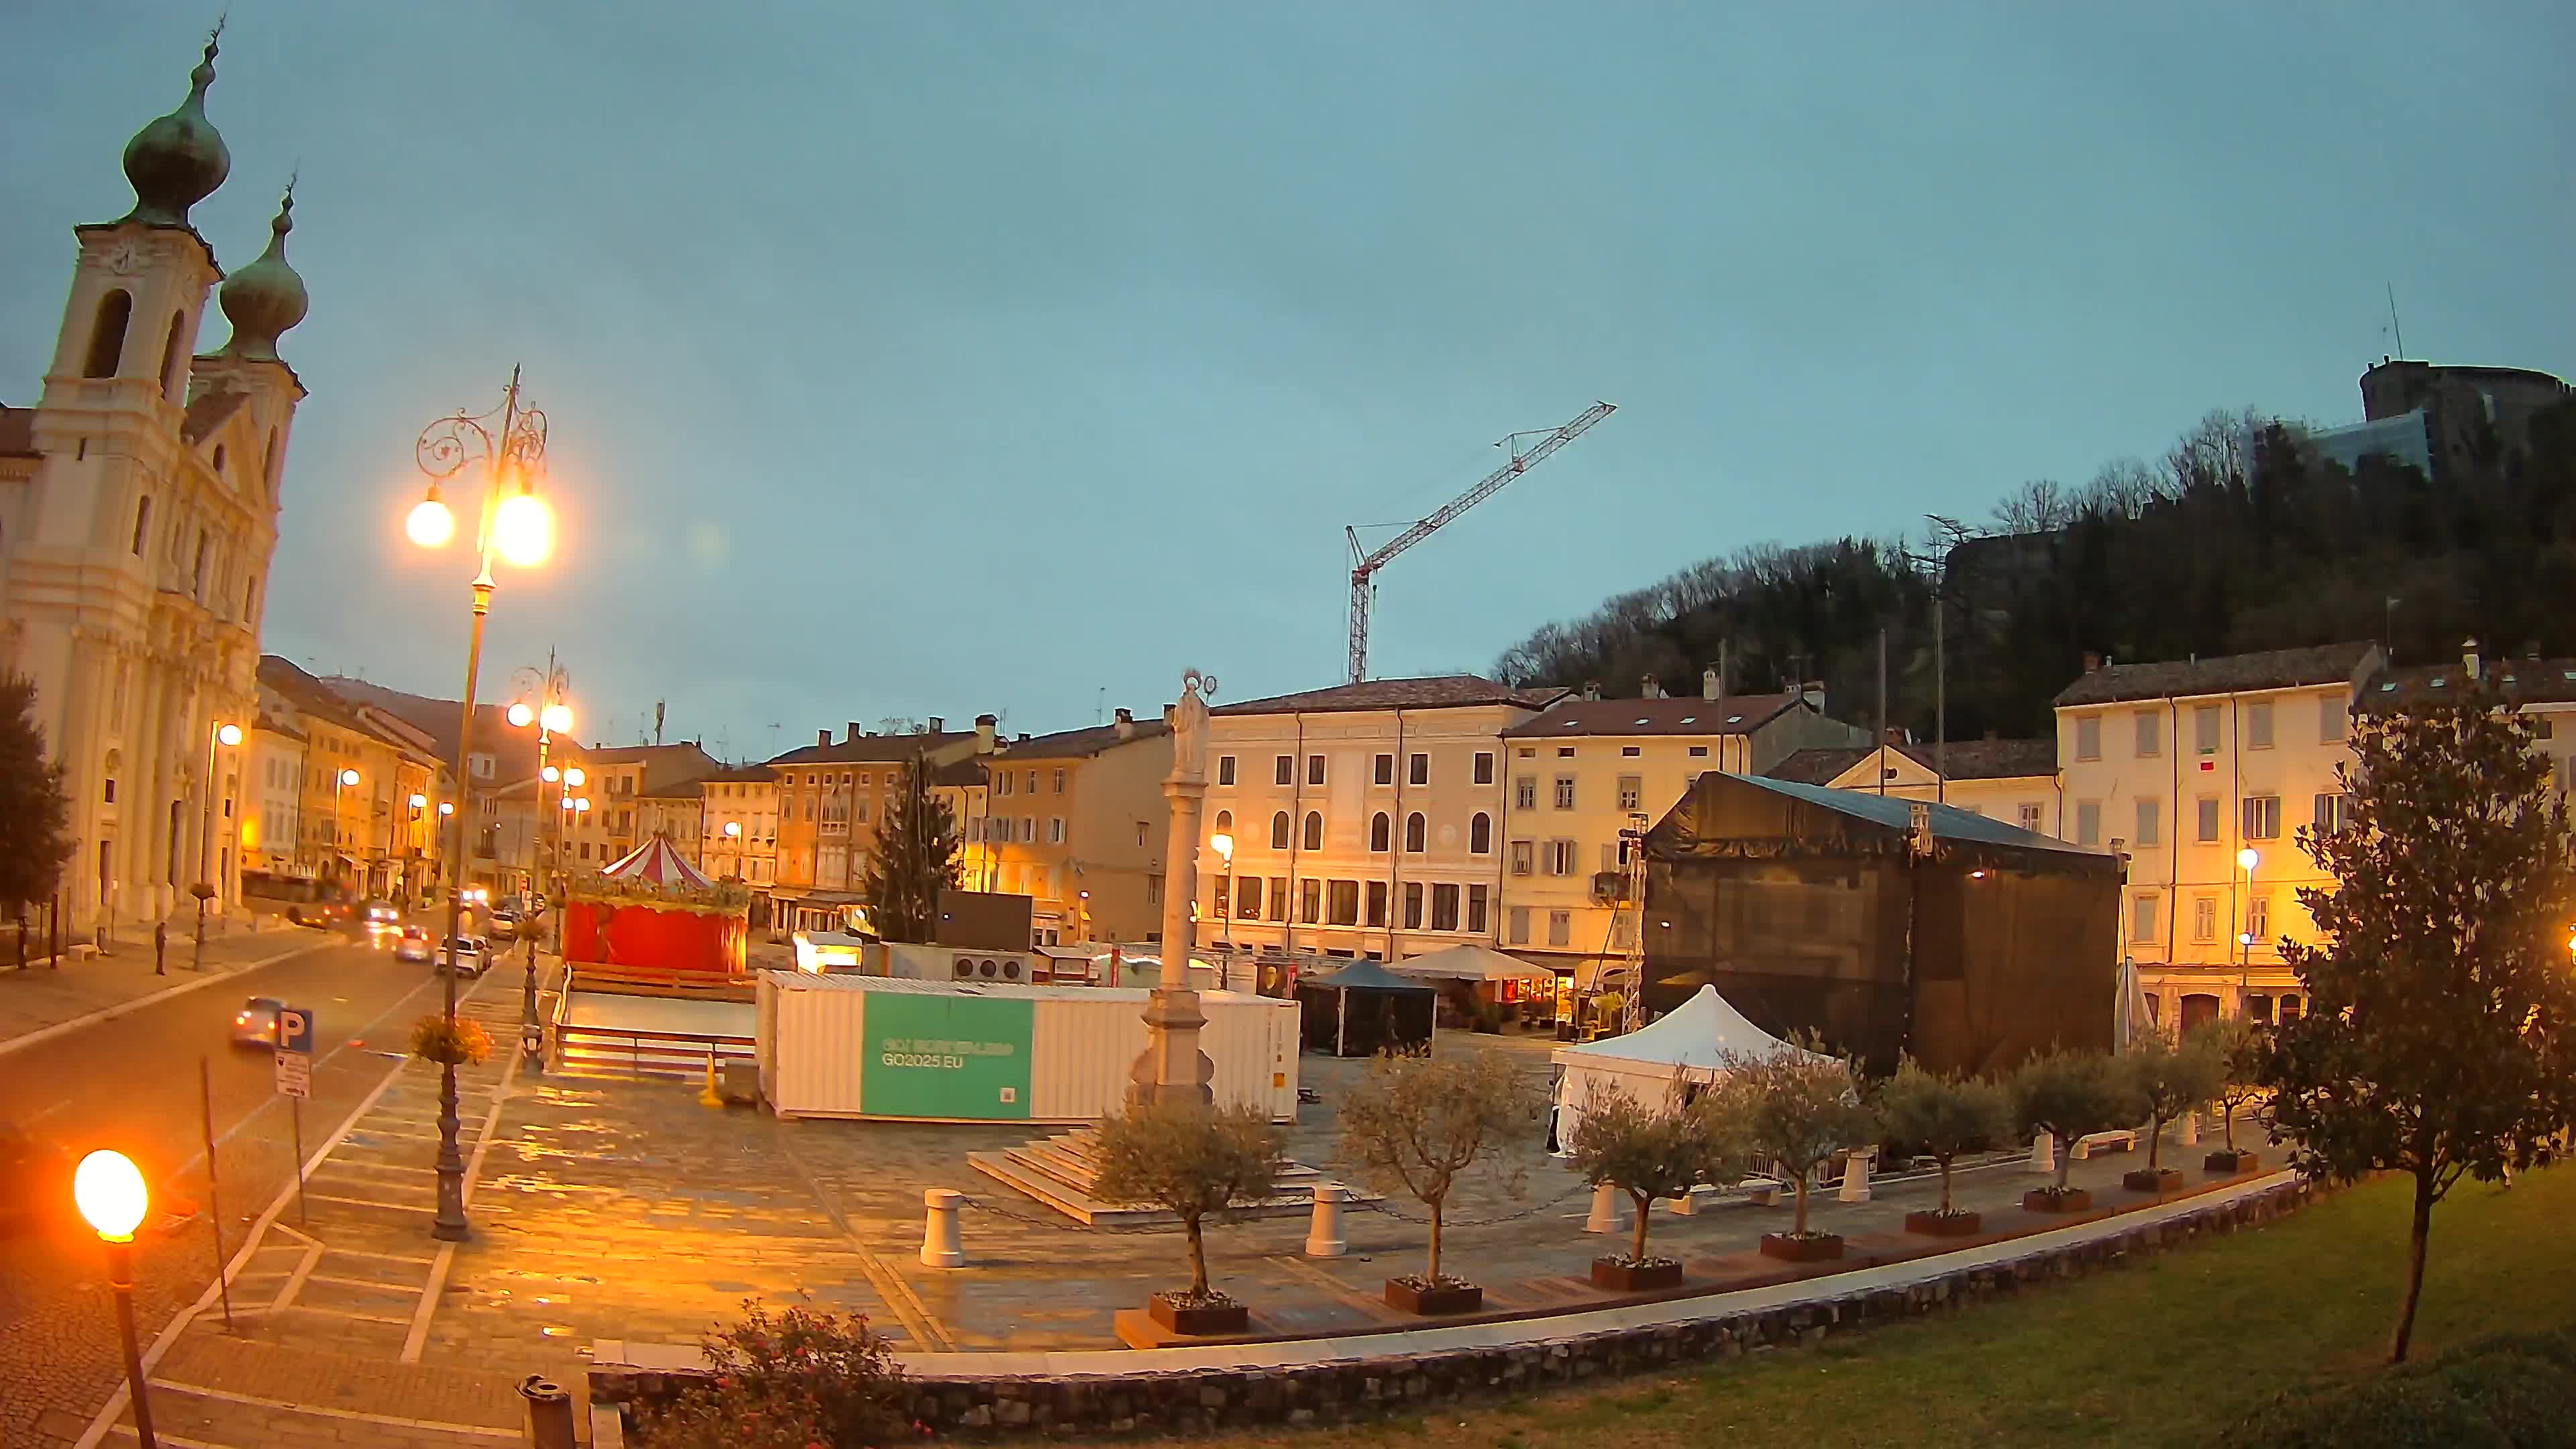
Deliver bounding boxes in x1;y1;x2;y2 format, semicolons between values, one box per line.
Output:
2072;1129;2137;1160
1739;1177;1784;1207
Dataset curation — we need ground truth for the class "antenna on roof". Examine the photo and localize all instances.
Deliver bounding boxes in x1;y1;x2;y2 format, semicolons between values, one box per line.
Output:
2385;282;2406;360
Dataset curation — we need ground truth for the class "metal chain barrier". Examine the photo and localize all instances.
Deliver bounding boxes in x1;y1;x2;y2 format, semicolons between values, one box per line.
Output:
1346;1178;1595;1228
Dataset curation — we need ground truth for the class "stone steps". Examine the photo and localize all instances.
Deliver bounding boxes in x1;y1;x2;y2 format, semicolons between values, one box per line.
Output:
966;1128;1358;1228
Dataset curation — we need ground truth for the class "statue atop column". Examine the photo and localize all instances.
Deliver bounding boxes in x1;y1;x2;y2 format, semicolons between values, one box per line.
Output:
1169;668;1214;784
1131;667;1218;1107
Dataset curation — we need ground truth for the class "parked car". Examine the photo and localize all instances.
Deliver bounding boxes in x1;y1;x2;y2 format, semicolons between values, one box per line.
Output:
393;925;432;963
0;1120;74;1238
232;995;286;1048
436;936;488;977
487;906;522;941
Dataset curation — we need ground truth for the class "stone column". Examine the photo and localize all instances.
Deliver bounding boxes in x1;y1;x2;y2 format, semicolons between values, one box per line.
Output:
1128;671;1216;1108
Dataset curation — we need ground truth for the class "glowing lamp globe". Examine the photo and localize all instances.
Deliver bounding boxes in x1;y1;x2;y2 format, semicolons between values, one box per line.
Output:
405;493;456;548
1210;832;1234;859
724;821;743;839
215;722;244;747
409;794;428;810
541;765;560;783
439;802;454;816
74;1150;148;1241
506;702;535;729
339;769;360;788
492;491;553;568
575;797;592;813
559;796;574;811
564;767;586;788
2237;848;2259;871
541;703;572;734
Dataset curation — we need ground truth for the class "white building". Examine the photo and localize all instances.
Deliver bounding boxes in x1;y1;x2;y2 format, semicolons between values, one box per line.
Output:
1198;676;1564;963
1496;671;1866;979
2053;642;2383;1033
0;36;307;930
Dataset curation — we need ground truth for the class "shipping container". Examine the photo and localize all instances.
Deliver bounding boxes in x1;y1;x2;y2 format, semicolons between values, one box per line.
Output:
756;971;1299;1123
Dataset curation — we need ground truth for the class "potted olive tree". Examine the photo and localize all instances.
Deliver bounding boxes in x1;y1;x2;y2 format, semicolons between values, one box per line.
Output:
2011;1049;2141;1214
1876;1057;2010;1236
1564;1081;1738;1291
1338;1050;1541;1315
2121;1028;2225;1194
1719;1040;1877;1263
1092;1099;1286;1337
2193;1017;2267;1173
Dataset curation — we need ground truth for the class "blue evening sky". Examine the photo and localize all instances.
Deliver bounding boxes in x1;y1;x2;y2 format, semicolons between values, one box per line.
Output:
5;3;2569;758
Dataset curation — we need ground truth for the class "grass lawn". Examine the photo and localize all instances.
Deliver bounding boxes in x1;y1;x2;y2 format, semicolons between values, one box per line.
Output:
1220;1165;2576;1449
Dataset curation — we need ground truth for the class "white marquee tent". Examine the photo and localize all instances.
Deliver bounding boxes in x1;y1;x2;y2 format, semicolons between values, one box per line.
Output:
1549;985;1826;1144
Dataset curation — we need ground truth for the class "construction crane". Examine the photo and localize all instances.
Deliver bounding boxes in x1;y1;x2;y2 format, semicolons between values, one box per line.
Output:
1344;400;1617;684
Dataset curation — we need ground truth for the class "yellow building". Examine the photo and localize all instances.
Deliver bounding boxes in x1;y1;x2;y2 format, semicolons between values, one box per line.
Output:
939;710;1173;946
1497;675;1868;978
1766;736;2061;835
769;718;987;934
253;657;452;902
2053;642;2383;1032
1198;675;1565;963
696;763;780;897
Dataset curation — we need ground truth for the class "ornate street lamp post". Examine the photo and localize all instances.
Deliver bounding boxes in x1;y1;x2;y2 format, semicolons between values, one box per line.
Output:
407;368;553;1241
508;672;572;1074
74;1150;157;1447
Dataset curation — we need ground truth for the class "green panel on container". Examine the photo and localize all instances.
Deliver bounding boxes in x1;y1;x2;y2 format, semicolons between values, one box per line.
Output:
861;992;1035;1120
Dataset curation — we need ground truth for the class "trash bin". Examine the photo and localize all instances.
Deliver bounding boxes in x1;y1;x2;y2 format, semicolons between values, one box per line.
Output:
519;1374;576;1449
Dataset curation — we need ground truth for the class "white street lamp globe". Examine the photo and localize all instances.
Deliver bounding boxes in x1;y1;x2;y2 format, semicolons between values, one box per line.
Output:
215;722;243;747
409;794;428;810
73;1150;148;1241
541;765;560;783
506;702;535;729
724;821;742;839
1210;832;1234;859
541;703;573;734
439;801;455;816
564;767;586;788
405;493;455;548
2237;847;2259;870
492;491;553;568
339;768;360;787
559;797;575;811
575;797;592;813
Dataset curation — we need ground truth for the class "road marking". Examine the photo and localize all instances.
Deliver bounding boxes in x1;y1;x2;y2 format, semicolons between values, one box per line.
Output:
0;940;329;1059
303;1272;425;1295
140;1380;521;1439
71;975;503;1449
305;1193;436;1213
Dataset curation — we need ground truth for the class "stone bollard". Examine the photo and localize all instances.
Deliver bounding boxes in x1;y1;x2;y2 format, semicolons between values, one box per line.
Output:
519;1375;578;1449
1585;1182;1623;1234
1304;1182;1348;1257
1837;1148;1872;1203
2182;1111;2200;1147
920;1188;966;1268
2029;1131;2056;1175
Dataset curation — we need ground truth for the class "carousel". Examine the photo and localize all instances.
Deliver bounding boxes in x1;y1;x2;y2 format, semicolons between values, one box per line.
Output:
563;835;752;993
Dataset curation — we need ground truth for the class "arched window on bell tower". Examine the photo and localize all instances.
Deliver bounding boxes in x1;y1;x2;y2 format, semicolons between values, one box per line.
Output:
158;310;188;400
85;290;132;378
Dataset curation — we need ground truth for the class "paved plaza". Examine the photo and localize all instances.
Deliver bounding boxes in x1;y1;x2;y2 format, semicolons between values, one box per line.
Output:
64;1014;2269;1447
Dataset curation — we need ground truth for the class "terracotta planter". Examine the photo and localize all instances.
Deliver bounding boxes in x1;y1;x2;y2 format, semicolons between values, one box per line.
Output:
2204;1148;2261;1175
1590;1256;1684;1292
1145;1293;1248;1336
1383;1278;1483;1316
2022;1187;2093;1214
1904;1209;1984;1237
2123;1167;2184;1193
1758;1232;1845;1263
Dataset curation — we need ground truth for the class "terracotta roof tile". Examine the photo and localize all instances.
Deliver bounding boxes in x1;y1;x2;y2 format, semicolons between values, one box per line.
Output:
2053;642;2379;707
991;718;1171;759
1212;675;1563;717
1501;693;1802;739
765;732;975;766
1764;746;1873;784
2360;658;2576;711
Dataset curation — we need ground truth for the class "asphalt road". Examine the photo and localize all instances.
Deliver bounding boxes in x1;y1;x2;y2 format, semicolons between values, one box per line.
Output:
0;921;532;1446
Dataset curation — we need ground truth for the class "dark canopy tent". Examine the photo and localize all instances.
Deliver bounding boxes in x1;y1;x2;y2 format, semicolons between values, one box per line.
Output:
1295;961;1438;1057
1642;773;2120;1077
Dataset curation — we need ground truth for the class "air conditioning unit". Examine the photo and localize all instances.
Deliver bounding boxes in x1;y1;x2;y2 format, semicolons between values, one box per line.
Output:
892;943;1034;984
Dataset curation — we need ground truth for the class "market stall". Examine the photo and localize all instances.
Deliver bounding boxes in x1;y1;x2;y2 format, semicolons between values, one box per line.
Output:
1387;943;1559;1030
1549;983;1823;1143
1295;960;1436;1057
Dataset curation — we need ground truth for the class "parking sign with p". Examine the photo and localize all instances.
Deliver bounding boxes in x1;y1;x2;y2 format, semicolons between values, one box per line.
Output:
274;1006;314;1098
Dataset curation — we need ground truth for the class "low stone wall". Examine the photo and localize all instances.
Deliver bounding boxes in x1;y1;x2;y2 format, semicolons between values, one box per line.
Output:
594;1177;2310;1439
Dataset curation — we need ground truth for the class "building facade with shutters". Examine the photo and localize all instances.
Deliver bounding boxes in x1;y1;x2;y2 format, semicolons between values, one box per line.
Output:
937;710;1172;947
1495;672;1867;981
1196;676;1565;963
2052;642;2384;1034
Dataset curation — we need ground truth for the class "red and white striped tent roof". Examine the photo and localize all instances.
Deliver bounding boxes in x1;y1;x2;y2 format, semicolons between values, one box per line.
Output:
598;836;715;890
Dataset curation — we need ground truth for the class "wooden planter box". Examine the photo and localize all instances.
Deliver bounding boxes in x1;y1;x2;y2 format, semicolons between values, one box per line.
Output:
2205;1148;2261;1175
1146;1292;1248;1337
2123;1167;2185;1193
2022;1187;2094;1214
1590;1256;1684;1292
1384;1278;1483;1316
1758;1232;1845;1263
1904;1209;1984;1237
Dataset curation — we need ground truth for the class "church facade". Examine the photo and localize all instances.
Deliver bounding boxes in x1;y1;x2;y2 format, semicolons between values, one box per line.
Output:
0;32;309;932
